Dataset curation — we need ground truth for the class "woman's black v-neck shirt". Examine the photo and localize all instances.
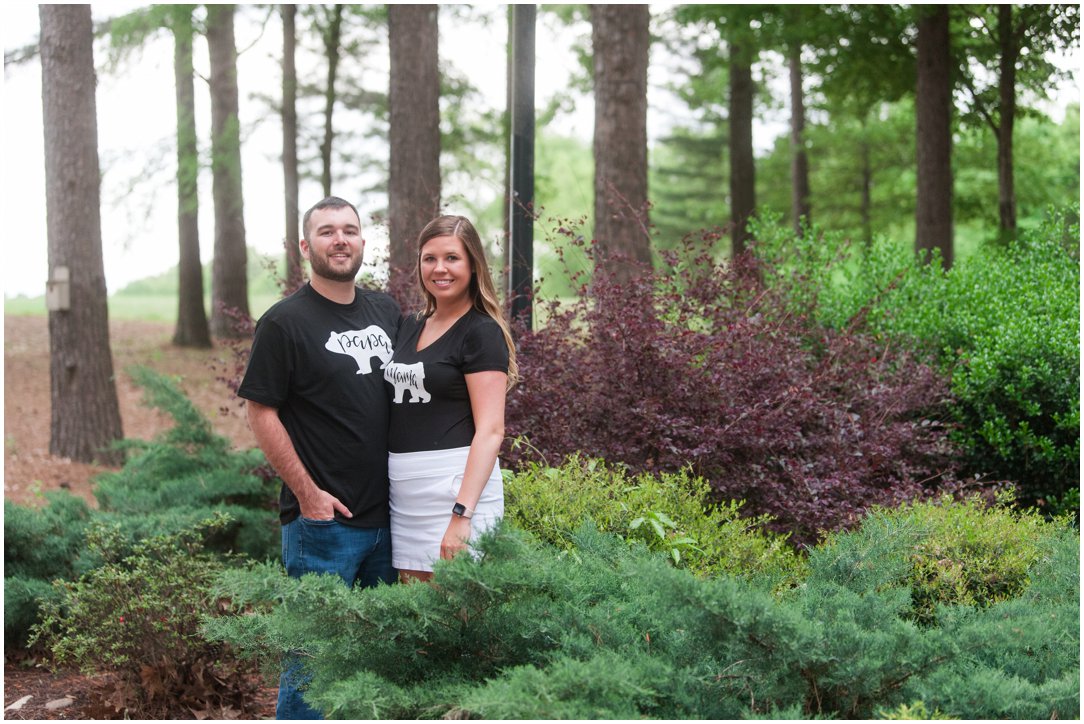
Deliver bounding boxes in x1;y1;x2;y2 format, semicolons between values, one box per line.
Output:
383;308;509;454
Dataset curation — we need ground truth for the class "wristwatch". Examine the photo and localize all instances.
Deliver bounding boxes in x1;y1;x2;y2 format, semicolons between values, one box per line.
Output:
452;502;475;519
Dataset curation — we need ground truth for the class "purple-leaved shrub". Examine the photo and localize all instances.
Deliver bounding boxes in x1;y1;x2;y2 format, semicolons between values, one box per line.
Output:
505;232;963;547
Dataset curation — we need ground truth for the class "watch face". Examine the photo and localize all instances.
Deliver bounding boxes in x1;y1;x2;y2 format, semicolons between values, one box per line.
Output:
452;503;466;516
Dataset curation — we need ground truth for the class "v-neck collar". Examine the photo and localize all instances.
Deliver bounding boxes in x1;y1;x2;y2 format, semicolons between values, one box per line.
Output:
414;309;470;353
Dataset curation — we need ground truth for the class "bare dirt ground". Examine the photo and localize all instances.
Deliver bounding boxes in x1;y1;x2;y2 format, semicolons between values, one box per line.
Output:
4;315;255;508
4;314;273;719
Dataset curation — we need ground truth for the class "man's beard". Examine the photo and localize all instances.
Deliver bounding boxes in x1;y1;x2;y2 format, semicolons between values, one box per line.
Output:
309;252;362;282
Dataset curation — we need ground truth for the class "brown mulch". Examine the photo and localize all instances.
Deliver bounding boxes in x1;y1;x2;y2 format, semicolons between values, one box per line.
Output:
4;314;274;719
4;315;256;509
3;661;102;720
3;660;278;720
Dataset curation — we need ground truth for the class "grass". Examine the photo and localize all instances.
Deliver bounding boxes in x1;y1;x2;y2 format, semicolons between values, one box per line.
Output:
5;293;282;323
0;223;996;326
4;249;290;322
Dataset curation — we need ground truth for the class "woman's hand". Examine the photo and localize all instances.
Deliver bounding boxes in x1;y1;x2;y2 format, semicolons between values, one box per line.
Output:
440;516;473;559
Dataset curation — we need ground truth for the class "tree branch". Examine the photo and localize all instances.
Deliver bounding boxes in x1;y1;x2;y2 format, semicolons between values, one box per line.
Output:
958;69;1000;135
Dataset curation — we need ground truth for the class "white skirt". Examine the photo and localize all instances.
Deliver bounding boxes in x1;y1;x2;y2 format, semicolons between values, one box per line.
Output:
388;446;504;572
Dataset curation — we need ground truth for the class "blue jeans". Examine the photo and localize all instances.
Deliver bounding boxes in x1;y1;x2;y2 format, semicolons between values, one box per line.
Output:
276;518;395;720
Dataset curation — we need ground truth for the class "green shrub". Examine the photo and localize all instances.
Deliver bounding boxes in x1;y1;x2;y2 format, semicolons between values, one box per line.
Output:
504;455;804;586
92;366;279;561
902;527;1080;719
924;213;1078;510
507;232;960;548
461;650;685;719
4;491;100;647
752;207;1080;512
4;491;97;581
4;367;279;653
876;700;950;719
813;491;1066;626
208;505;1078;719
5;575;62;649
30;515;260;718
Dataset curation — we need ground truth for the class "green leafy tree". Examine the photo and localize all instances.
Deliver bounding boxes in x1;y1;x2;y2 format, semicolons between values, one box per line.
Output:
649;124;727;248
648;9;734;250
954;105;1080;232
810;5;916;243
289;5;387;202
172;6;212;347
954;4;1080;239
677;7;767;256
317;4;345;197
758;98;918;245
531;134;594;299
753;6;832;233
107;5;211;346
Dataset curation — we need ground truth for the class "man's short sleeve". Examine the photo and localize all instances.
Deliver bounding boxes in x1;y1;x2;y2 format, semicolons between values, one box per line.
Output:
237;318;293;408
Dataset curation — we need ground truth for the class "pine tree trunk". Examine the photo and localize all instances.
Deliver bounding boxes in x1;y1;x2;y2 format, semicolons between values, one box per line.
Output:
914;5;954;268
729;34;756;257
502;4;513;279
388;4;441;304
997;3;1017;238
320;4;344;198
39;4;124;465
172;8;212;348
860;126;873;245
591;4;652;284
207;4;251;336
282;4;302;291
789;46;811;235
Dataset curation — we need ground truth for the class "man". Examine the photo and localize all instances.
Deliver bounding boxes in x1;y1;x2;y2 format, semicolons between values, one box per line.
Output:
238;196;399;719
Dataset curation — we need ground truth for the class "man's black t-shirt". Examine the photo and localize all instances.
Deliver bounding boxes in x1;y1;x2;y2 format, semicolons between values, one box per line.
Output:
384;309;509;454
238;283;399;527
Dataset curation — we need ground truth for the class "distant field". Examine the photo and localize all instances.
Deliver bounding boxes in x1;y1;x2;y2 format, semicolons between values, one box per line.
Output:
4;224;994;324
5;293;281;322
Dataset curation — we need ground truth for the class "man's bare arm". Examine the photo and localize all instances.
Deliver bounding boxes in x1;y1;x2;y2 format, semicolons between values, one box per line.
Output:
246;400;351;520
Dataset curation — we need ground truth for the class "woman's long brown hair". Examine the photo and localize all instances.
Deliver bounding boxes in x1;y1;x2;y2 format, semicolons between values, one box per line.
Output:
414;215;519;387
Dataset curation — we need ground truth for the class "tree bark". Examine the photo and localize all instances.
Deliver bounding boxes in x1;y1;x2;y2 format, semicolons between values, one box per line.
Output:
914;5;954;268
320;4;344;198
388;4;441;304
789;45;811;235
591;4;652;284
282;4;302;291
859;123;873;245
172;8;212;348
207;4;250;336
502;4;513;277
997;3;1017;237
39;4;124;465
729;33;756;257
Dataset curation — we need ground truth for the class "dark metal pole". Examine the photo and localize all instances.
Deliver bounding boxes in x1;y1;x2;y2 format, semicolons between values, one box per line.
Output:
509;4;535;330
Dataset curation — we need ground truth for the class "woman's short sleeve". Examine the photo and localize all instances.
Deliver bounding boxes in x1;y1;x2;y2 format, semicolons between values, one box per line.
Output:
461;316;509;374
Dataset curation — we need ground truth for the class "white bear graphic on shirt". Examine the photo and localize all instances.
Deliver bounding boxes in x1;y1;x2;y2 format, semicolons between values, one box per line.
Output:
384;361;432;403
324;326;393;374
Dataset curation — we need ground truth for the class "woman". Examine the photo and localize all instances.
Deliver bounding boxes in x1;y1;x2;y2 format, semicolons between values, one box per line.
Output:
383;215;518;582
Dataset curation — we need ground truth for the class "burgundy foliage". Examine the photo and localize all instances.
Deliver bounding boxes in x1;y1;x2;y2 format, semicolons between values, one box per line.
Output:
505;233;963;547
210;301;256;416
